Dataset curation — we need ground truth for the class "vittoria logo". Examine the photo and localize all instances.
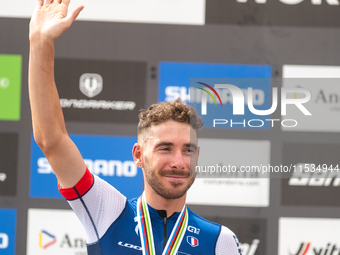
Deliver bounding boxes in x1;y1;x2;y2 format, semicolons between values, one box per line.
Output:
187;236;199;247
79;73;103;98
289;242;340;255
279;218;340;255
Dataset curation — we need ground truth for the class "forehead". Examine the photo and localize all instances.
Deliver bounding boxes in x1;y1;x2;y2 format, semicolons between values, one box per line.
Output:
144;121;197;147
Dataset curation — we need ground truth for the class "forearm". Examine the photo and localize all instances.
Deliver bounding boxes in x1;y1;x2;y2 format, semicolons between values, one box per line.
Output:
28;0;86;188
29;39;67;149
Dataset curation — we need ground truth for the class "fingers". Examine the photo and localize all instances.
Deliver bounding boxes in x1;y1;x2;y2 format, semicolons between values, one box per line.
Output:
45;0;53;4
64;5;84;26
37;0;44;6
63;0;70;6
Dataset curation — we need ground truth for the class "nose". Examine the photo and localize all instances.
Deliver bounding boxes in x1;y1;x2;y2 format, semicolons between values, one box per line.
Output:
170;150;186;170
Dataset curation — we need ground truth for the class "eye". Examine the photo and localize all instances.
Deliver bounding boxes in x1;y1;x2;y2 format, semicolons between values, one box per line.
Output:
160;147;170;151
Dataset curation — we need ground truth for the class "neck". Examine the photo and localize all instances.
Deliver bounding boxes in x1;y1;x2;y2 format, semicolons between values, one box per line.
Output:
144;188;186;217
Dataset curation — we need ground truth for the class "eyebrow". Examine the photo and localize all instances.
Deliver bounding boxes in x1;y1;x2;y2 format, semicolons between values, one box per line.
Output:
154;142;197;150
154;142;174;149
185;143;198;151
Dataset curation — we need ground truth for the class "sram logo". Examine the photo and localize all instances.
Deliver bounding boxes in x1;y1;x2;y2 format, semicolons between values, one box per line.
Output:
0;233;9;249
289;163;340;186
236;0;339;5
37;157;137;177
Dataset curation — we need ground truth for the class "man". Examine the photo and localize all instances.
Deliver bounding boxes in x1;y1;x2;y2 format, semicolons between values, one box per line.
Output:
29;1;242;254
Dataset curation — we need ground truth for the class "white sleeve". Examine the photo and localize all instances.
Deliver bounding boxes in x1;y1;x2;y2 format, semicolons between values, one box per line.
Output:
62;172;127;244
215;226;242;255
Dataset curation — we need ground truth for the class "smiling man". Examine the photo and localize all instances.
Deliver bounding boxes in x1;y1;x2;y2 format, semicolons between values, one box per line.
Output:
29;0;242;254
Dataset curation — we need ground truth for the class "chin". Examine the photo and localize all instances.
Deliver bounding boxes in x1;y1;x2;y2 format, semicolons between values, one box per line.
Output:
159;183;192;200
160;191;186;200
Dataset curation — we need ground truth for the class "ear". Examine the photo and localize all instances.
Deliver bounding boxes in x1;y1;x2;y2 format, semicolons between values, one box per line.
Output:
132;143;143;168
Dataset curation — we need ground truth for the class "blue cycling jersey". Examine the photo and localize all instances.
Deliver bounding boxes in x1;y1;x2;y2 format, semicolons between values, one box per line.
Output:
59;169;242;255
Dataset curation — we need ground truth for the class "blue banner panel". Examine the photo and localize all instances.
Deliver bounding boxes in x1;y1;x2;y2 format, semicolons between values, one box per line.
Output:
190;78;272;129
0;209;16;255
158;62;272;129
30;134;143;199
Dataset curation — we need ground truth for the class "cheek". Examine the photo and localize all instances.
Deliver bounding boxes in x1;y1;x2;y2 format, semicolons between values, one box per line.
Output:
189;155;198;166
154;154;171;164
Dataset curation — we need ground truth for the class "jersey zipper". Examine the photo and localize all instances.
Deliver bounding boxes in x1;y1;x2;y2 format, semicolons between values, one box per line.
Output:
163;216;167;251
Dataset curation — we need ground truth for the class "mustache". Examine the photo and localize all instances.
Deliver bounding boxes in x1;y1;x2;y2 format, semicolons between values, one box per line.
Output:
159;170;190;177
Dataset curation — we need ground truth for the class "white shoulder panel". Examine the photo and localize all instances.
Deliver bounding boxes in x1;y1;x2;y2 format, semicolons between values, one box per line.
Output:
215;226;242;255
67;175;127;244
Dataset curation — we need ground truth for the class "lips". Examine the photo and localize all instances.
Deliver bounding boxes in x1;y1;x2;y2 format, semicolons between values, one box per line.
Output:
159;170;190;178
165;175;187;182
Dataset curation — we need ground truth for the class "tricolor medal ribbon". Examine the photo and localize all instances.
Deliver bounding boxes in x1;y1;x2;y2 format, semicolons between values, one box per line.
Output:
137;193;188;255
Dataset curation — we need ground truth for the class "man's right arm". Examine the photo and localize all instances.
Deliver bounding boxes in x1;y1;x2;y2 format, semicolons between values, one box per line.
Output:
29;0;85;188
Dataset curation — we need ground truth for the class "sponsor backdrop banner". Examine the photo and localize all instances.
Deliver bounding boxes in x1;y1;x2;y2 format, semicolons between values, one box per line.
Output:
0;209;16;255
205;217;266;255
0;133;18;196
0;54;22;121
281;143;340;206
55;58;146;124
159;62;272;102
283;65;340;78
0;0;205;25
187;138;270;207
2;0;340;252
282;65;340;132
27;209;86;255
30;134;143;199
190;78;272;129
159;62;272;130
206;0;340;27
279;217;340;255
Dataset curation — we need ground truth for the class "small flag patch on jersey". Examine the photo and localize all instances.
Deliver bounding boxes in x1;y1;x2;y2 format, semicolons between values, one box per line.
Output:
187;236;199;247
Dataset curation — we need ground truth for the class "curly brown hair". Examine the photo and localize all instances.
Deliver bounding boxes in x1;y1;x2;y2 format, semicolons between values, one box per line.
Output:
137;98;204;136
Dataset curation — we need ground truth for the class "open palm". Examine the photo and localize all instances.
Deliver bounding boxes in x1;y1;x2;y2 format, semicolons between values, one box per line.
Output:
30;0;84;42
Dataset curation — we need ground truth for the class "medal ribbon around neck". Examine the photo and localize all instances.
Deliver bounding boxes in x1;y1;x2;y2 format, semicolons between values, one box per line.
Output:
137;192;188;255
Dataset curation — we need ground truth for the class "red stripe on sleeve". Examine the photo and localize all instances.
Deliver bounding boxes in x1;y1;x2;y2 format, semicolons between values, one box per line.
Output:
59;168;94;200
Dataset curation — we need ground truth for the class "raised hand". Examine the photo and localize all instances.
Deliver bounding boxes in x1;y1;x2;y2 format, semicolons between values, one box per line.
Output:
29;0;84;42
